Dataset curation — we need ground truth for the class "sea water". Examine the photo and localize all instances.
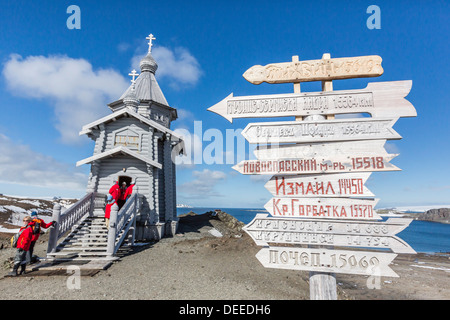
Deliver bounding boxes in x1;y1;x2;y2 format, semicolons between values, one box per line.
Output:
177;207;450;254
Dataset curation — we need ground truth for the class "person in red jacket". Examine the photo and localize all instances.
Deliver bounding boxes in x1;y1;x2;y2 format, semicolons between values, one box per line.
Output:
29;211;55;263
109;180;120;201
117;182;128;209
104;194;116;230
8;216;34;277
124;181;135;201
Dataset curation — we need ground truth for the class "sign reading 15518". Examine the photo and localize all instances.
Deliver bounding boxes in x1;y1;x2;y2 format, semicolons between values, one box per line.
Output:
233;155;399;175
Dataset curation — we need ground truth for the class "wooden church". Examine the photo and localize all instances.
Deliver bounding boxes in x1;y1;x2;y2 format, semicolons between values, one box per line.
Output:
76;34;184;240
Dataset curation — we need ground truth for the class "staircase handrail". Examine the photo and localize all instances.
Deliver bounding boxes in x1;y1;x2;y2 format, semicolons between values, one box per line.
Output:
47;192;95;254
106;191;138;257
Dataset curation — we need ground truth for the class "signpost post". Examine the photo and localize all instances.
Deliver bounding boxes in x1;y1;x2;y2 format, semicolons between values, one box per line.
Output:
207;52;416;300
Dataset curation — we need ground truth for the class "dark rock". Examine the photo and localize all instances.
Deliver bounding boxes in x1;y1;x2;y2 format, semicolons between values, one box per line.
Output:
416;208;450;224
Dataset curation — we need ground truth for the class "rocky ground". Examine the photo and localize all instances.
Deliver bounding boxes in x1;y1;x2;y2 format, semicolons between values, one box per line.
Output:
0;211;448;301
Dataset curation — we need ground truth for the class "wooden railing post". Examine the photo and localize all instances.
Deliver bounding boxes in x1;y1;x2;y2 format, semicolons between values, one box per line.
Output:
47;203;61;254
129;187;138;246
89;192;95;217
106;203;119;258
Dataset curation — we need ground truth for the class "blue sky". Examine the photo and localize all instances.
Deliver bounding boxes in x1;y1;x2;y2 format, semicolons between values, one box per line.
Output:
0;0;448;208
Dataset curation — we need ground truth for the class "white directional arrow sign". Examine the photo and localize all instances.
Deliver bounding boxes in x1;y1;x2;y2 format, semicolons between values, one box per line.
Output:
255;246;399;277
232;155;399;175
254;139;392;160
244;214;416;254
207;81;415;122
265;173;374;198
265;197;381;220
242;118;401;144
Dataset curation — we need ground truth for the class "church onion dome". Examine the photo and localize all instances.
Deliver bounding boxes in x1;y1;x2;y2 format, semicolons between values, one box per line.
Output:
123;85;139;108
140;33;158;74
140;53;158;74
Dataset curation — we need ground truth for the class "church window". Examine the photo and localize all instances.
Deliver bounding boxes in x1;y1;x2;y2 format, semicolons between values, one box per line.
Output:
114;128;141;151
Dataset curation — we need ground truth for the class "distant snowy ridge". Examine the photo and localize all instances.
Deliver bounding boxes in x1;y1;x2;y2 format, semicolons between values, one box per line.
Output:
0;194;78;233
379;204;450;213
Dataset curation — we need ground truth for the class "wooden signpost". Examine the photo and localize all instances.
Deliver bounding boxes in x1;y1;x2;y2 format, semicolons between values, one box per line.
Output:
207;52;417;300
254;139;394;161
241;118;401;144
242;55;384;84
244;214;416;254
208;80;415;122
265;173;375;198
265;197;381;220
255;246;398;277
233;155;399;175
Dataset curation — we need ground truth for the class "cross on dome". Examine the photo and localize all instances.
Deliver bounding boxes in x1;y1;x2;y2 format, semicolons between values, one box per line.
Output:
139;33;159;74
146;33;156;53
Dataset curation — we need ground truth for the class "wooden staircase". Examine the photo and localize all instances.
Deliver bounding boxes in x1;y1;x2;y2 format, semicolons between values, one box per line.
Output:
46;216;111;261
30;192;139;274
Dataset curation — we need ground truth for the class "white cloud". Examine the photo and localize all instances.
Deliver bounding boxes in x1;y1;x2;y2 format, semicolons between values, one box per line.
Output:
0;133;87;190
176;108;196;123
250;175;270;183
384;142;400;154
131;45;202;89
193;169;227;181
2;54;129;144
178;169;227;198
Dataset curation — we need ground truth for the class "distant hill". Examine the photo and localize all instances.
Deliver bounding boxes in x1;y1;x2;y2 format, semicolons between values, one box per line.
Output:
377;205;450;224
0;195;78;234
416;208;450;224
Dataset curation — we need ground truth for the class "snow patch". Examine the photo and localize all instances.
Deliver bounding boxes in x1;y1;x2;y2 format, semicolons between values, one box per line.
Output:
0;225;19;234
411;264;450;272
208;228;223;237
